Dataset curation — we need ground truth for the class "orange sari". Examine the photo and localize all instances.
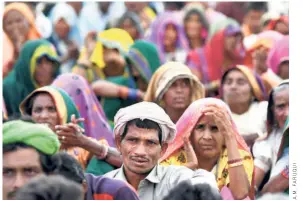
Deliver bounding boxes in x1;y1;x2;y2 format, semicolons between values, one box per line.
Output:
3;3;41;77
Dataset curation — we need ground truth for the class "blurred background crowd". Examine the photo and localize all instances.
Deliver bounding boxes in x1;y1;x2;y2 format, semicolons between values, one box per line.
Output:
2;1;289;200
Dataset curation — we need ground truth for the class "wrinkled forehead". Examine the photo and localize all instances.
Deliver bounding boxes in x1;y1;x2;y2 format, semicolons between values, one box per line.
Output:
273;84;289;97
4;9;24;19
125;124;160;140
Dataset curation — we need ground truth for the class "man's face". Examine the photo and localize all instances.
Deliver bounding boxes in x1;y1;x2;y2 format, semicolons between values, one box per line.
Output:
3;148;44;200
116;124;167;175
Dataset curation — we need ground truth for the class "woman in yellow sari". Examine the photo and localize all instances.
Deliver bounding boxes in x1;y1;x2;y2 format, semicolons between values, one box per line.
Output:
160;98;254;199
73;28;140;127
144;62;205;123
19;86;122;171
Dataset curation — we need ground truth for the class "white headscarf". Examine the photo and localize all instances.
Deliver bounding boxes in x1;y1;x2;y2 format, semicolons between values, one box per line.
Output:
114;102;177;143
51;3;77;27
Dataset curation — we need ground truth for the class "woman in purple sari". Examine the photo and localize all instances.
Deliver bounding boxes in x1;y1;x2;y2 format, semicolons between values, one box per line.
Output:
146;11;189;64
52;73;114;147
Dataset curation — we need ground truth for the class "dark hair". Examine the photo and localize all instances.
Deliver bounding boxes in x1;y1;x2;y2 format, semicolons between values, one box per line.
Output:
163;180;222;200
164;2;185;10
266;83;289;134
23;91;50;115
221;67;267;101
121;118;162;144
3;143;56;174
184;9;209;32
245;2;268;13
51;152;85;184
15;175;83;200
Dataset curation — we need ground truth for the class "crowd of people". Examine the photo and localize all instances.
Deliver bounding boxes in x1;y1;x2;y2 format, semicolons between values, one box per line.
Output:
3;1;289;200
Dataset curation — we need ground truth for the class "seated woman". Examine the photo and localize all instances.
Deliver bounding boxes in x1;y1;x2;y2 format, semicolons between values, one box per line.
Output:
183;3;209;50
3;3;41;74
244;30;284;95
126;40;161;91
92;40;161;96
267;36;289;80
19;86;122;171
116;11;144;40
73;28;139;126
3;39;60;117
147;11;189;63
144;62;205;123
186;18;245;96
221;65;268;147
261;116;289;195
160;98;254;199
253;80;289;194
48;3;80;73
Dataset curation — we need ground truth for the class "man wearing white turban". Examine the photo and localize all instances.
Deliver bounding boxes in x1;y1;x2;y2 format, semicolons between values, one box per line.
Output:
104;102;218;200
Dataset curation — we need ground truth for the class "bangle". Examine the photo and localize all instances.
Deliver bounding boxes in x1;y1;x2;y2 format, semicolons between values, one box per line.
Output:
127;88;138;101
228;161;243;168
228;158;243;165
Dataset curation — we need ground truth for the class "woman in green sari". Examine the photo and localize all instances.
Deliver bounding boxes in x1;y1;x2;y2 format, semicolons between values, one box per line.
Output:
19;86;121;174
3;39;60;117
73;29;143;127
126;40;161;91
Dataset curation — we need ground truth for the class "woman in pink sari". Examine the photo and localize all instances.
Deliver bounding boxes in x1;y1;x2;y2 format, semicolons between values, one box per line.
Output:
52;73;114;146
147;11;189;63
267;36;289;80
244;30;284;95
160;98;254;199
186;18;245;96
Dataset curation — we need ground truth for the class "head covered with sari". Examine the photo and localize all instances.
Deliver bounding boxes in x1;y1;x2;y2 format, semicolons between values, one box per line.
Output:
147;11;189;63
19;86;84;129
220;65;267;102
160;98;254;194
127;40;161;83
187;18;245;83
89;28;134;72
247;30;284;53
267;36;289;75
3;39;60;116
144;62;205;104
49;3;81;49
116;11;144;39
244;30;284;68
183;3;209;43
3;3;41;43
52;73;114;146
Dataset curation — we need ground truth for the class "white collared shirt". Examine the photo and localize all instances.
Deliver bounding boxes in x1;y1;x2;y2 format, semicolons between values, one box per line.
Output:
104;164;218;200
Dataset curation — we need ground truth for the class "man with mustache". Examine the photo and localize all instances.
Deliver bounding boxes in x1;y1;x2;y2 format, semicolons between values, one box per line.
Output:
104;102;218;199
3;119;60;200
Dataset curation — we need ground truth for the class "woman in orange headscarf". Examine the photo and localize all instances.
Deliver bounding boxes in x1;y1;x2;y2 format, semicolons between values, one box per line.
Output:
3;3;41;76
161;98;254;199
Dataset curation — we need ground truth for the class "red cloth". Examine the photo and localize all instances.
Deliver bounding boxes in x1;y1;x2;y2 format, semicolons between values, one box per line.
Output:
187;29;245;83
